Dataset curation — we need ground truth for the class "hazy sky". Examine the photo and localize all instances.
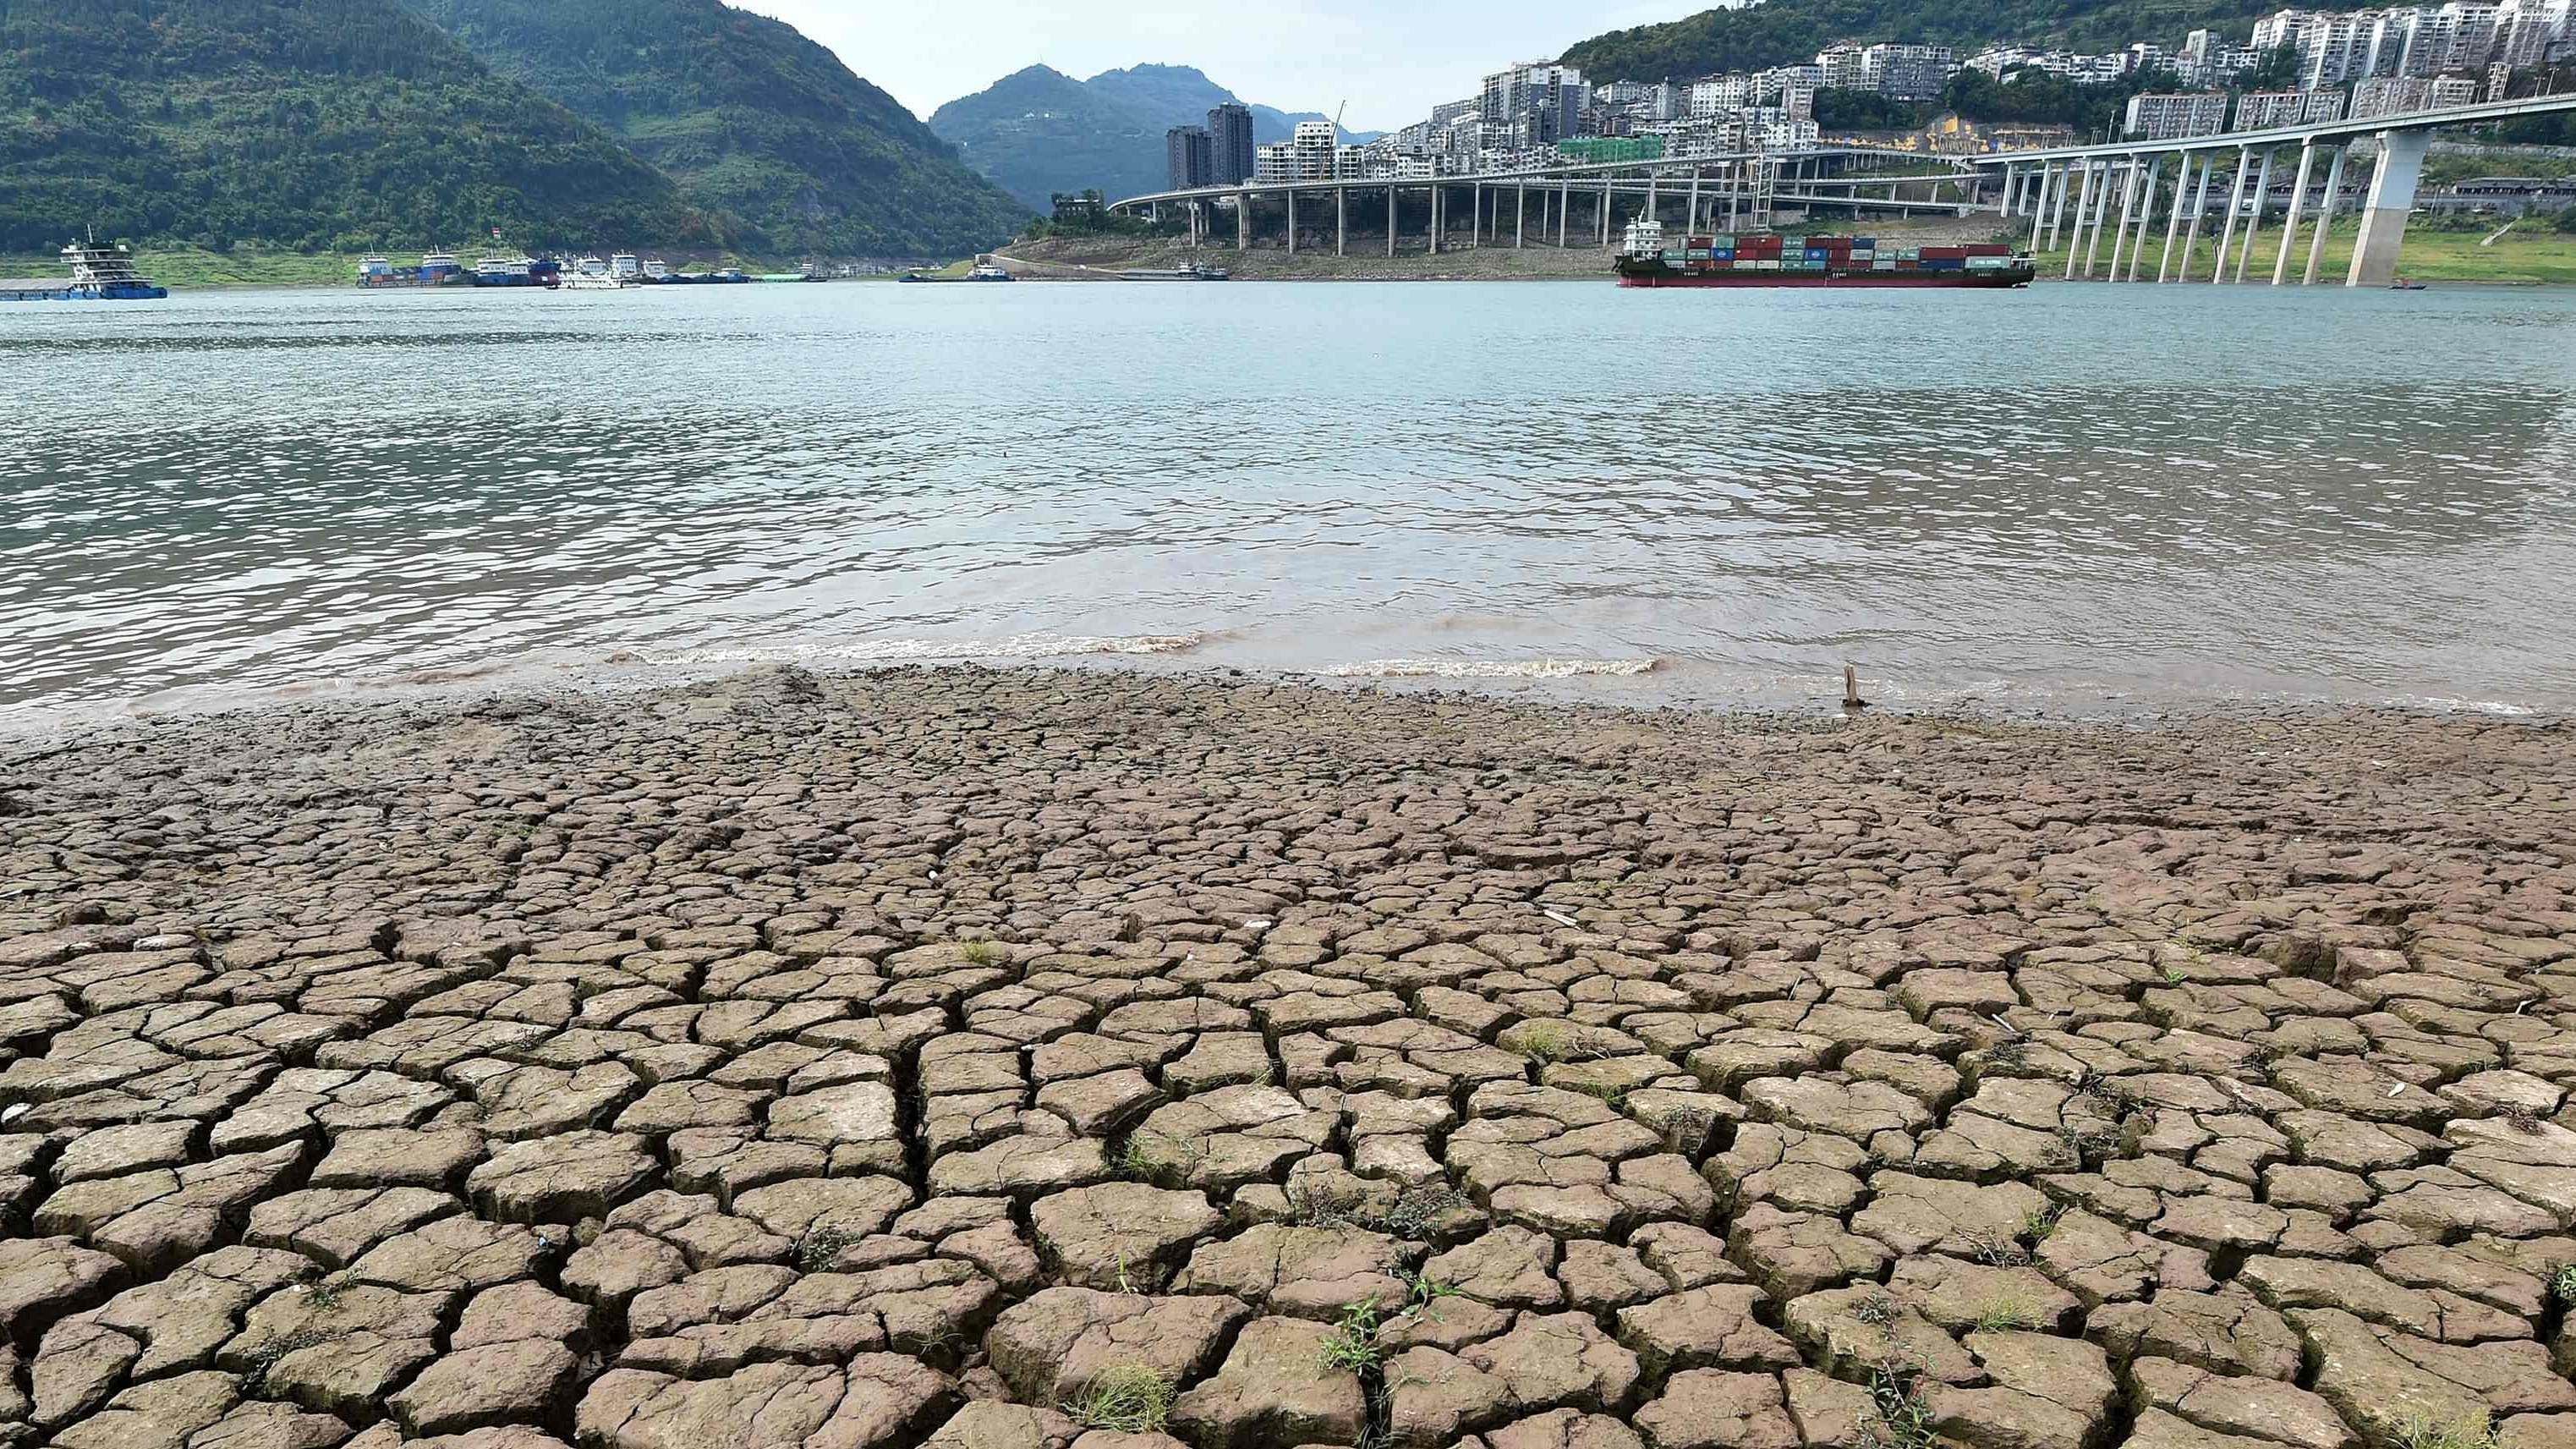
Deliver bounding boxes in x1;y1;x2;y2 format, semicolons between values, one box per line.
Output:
742;0;1689;132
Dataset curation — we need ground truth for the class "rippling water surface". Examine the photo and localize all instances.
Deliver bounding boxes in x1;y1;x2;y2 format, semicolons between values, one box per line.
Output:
6;278;2575;720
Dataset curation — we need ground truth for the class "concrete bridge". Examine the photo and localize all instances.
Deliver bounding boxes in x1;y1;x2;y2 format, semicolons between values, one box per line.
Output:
1106;149;1986;256
1966;93;2576;287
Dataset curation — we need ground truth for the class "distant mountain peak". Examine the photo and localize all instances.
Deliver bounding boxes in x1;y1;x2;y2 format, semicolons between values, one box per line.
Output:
930;61;1378;210
1085;63;1218;84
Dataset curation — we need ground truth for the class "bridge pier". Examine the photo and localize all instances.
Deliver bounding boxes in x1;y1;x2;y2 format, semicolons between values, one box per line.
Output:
2234;149;2273;282
1238;189;1250;251
1516;184;1526;248
2272;142;2316;285
2157;154;2190;281
1286;189;1296;255
2178;156;2213;280
2106;158;2139;280
2091;161;2124;277
2126;156;2163;281
1685;169;1701;233
1430;184;1441;255
1387;186;1395;259
1337;188;1346;256
2302;145;2345;283
2212;149;2249;282
2058;162;2093;270
2348;128;2428;287
2069;162;2101;277
1559;178;1570;246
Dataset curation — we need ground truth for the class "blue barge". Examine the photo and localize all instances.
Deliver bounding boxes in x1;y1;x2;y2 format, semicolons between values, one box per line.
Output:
0;241;167;300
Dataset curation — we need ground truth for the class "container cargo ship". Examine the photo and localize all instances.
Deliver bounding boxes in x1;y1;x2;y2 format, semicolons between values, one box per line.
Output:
1614;220;2033;288
0;240;167;301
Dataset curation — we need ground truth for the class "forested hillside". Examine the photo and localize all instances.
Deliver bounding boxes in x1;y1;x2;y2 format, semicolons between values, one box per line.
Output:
409;0;1027;257
0;0;710;254
1560;0;2281;84
929;65;1172;208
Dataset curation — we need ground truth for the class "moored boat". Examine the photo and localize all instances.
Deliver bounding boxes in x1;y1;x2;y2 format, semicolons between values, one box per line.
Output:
1613;220;2033;288
1118;262;1229;281
473;253;537;287
559;255;628;290
0;240;167;301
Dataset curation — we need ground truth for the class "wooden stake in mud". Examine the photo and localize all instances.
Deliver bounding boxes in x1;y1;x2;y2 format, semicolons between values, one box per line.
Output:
1843;664;1869;711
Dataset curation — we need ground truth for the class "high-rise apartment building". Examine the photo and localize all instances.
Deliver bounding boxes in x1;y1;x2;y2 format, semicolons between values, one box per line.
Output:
2124;91;2231;137
1165;126;1213;189
1207;102;1255;185
1480;61;1589;145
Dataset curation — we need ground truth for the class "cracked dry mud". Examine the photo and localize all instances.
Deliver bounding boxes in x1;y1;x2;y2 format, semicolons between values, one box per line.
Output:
3;665;2575;1449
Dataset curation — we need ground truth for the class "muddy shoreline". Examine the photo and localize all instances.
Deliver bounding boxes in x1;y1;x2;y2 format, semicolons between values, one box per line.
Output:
3;666;2573;1448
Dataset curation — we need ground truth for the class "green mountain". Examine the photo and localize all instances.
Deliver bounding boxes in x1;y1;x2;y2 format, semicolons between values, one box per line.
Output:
929;63;1374;210
0;0;712;255
406;0;1028;259
1082;64;1381;149
1560;0;2279;84
927;65;1155;211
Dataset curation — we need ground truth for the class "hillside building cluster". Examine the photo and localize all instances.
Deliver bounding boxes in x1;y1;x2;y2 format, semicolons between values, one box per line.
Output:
1163;0;2573;190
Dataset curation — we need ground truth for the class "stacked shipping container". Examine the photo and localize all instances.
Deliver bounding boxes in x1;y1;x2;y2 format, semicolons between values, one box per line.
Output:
1661;234;2015;277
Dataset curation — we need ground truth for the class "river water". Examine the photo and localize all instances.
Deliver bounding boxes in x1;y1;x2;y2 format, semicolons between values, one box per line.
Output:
6;277;2575;723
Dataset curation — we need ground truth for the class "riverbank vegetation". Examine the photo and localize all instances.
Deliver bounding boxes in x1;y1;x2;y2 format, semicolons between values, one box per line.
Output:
2025;211;2576;284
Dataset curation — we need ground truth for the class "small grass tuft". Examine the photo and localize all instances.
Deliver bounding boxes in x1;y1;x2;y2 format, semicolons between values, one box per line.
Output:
1378;1185;1475;1241
2502;1105;2546;1135
1851;1291;1901;1329
1964;1227;2033;1268
1318;1299;1385;1375
1063;1364;1176;1434
1971;1296;2039;1332
957;939;1004;967
303;1276;348;1310
1396;1268;1461;1320
1110;1130;1206;1188
2021;1205;2064;1246
242;1329;328;1391
1512;1022;1572;1065
1858;1363;1941;1449
2551;1262;2576;1304
798;1224;862;1273
2388;1410;2502;1449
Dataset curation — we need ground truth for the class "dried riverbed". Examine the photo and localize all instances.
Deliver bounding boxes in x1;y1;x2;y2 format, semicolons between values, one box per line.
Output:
3;667;2573;1449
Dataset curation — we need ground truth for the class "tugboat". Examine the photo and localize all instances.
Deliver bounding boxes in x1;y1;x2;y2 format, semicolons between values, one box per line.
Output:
967;257;1014;282
0;239;167;300
1612;219;2034;288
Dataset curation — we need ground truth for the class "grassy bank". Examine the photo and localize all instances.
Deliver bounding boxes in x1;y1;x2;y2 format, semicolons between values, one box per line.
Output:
0;245;365;288
2028;217;2576;285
